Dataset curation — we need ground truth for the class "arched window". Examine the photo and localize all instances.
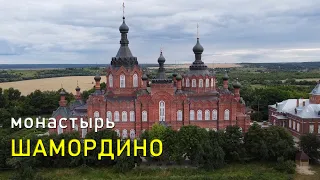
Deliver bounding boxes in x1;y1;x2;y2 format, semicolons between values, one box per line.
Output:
130;111;135;122
177;110;183;121
199;79;203;87
81;128;87;138
115;129;120;137
197;110;202;120
205;110;210;120
133;73;138;87
205;78;209;87
122;129;128;139
192;79;196;87
224;109;230;120
107;111;112;121
190;110;195;121
211;78;214;87
212;109;218;120
122;111;127;122
182;78;185;87
130;129;135;139
94;111;99;118
120;74;125;88
58;125;63;135
159;100;165;121
109;74;113;88
114;111;120;122
74;124;78;131
186;78;190;87
142;111;148;122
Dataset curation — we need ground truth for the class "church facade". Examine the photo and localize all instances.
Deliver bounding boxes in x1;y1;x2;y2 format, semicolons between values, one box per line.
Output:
50;15;251;138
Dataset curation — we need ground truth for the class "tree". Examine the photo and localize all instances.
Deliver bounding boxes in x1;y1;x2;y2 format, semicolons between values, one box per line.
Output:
300;133;320;161
244;123;295;161
177;126;209;165
244;123;269;160
222;126;246;162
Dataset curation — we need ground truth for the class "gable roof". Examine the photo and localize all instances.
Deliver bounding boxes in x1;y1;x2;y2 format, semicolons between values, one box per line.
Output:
310;82;320;95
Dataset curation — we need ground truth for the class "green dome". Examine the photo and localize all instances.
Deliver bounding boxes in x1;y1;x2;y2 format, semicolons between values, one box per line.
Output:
176;74;182;80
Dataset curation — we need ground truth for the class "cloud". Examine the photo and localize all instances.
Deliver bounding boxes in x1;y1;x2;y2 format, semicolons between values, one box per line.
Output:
0;0;319;64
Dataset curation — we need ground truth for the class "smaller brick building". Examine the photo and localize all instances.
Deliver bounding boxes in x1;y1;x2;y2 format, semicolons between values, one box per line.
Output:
268;81;320;137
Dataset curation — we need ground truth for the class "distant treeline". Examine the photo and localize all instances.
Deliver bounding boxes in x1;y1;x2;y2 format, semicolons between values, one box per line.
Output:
241;62;320;70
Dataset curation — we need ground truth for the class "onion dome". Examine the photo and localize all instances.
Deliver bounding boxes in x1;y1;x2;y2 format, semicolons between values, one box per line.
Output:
94;74;101;81
119;17;129;33
158;51;166;63
75;86;80;91
172;72;178;77
233;79;241;88
193;38;204;54
223;71;229;80
176;74;182;81
142;73;148;81
60;89;66;96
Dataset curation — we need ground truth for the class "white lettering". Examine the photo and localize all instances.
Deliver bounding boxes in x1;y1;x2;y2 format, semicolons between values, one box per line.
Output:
24;118;33;128
35;118;46;128
11;118;22;128
69;118;77;129
59;118;67;129
47;118;56;128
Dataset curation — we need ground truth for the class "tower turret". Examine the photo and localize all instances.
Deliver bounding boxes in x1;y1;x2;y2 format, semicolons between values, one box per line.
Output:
223;70;229;89
111;3;138;68
59;88;67;107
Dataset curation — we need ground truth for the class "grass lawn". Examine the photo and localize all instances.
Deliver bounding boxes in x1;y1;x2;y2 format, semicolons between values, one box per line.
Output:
0;163;293;180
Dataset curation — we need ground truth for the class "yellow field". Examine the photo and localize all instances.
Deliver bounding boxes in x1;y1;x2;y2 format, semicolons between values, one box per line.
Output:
0;76;99;95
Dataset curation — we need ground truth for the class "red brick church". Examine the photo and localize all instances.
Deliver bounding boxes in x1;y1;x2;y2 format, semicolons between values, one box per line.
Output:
50;14;251;138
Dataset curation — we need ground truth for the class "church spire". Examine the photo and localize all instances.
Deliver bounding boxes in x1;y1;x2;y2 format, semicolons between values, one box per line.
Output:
111;2;138;68
189;23;207;71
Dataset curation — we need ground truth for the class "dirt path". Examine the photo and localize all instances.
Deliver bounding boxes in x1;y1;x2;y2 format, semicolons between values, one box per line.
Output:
296;165;315;175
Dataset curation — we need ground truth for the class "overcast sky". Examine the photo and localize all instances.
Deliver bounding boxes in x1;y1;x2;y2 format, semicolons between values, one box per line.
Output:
0;0;320;64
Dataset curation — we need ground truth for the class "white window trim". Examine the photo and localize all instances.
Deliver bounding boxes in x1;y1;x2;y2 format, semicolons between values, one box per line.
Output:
142;111;148;122
107;111;112;121
130;129;135;139
205;78;209;87
120;74;125;88
197;110;202;120
122;111;127;122
109;74;113;88
122;129;128;139
114;111;120;122
159;100;165;122
177;110;183;121
190;110;195;121
133;73;138;88
199;79;203;88
94;111;99;118
205;110;210;120
130;111;135;122
192;79;196;87
212;109;218;120
224;109;230;120
186;78;190;87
